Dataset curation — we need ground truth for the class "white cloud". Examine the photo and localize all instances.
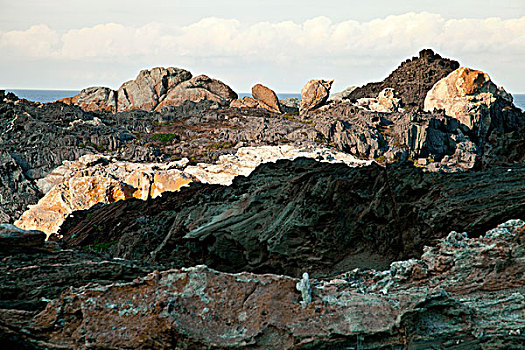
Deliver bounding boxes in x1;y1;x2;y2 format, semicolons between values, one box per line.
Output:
1;13;524;91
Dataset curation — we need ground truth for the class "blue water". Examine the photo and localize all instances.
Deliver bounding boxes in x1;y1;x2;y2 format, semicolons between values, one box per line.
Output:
4;89;525;111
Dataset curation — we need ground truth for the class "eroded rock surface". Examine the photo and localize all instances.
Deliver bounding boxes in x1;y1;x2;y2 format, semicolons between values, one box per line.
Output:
1;220;523;349
347;49;460;108
300;79;333;114
59;68;237;112
57;159;525;278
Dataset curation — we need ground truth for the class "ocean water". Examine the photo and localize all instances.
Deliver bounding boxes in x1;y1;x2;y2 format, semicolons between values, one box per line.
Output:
4;89;525;111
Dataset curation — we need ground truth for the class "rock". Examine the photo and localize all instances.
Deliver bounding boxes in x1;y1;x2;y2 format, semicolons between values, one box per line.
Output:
14;155;195;236
117;67;192;111
252;84;281;113
424;67;519;139
57;159;525;278
58;87;117;112
155;75;238;111
230;96;261;109
300;79;333;114
279;98;300;114
355;88;401;113
329;86;357;101
347;49;460;108
2;220;524;349
0;224;45;252
59;68;237;112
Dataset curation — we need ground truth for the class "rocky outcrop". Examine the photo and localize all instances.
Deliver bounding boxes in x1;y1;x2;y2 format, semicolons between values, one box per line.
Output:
155;74;237;111
424;67;522;140
354;88;401;113
300;79;333;114
14;154;195;236
57;159;525;278
1;219;524;349
15;147;369;235
59;68;237;112
59;87;118;112
329;86;357;101
230;84;282;113
346;49;460;108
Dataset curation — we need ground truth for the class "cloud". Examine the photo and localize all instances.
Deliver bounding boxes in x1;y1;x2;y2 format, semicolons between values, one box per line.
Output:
1;13;524;91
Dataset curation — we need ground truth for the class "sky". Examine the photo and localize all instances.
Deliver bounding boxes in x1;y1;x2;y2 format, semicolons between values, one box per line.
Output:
1;0;524;93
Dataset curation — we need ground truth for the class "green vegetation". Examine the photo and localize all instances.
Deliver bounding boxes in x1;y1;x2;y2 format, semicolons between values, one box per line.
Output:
152;133;178;143
282;114;314;126
374;155;386;163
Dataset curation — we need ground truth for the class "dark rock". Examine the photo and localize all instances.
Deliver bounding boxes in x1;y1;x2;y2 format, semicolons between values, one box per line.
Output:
346;49;460;108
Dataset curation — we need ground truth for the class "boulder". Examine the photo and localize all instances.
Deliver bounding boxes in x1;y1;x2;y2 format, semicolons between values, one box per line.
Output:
230;96;261;109
252;84;281;113
329;86;357;101
155;75;238;111
117;67;192;111
424;67;516;139
58;87;117;112
300;79;333;114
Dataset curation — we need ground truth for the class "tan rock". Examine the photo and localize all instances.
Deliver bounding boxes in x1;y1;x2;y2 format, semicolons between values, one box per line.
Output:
424;67;513;137
58;87;117;112
252;84;281;113
300;79;334;114
230;96;261;109
155;75;238;111
356;88;401;113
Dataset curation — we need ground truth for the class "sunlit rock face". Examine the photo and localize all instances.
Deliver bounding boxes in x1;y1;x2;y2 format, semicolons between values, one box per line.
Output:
59;68;237;112
14;146;370;236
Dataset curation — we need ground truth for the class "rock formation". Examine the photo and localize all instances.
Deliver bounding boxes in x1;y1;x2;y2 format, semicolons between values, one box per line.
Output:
354;88;402;113
424;67;520;140
57;159;525;277
59;68;237;112
230;84;282;113
346;49;460;108
15;147;370;235
300;79;333;114
1;215;524;348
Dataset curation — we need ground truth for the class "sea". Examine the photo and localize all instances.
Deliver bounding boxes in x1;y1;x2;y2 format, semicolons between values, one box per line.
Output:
4;89;525;111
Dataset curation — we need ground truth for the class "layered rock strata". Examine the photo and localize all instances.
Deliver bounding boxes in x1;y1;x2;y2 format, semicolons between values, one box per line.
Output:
57;159;525;277
1;220;523;348
15;146;370;235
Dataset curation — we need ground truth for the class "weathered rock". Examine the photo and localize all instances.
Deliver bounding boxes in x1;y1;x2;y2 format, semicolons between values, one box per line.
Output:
347;49;460;108
300;79;333;114
14;154;195;236
155;74;237;111
59;68;236;112
58;159;525;278
279;97;300;114
58;87;117;112
117;67;192;111
252;84;281;113
355;88;401;113
424;67;521;140
2;220;524;349
329;86;357;101
230;96;261;109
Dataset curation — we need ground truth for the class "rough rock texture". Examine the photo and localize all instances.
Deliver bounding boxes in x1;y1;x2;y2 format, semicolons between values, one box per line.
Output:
57;159;525;278
347;49;460;108
252;84;281;113
424;67;520;140
15;146;369;235
59;68;237;112
1;220;524;349
355;88;402;113
59;87;118;113
300;79;333;114
329;86;357;101
155;74;238;111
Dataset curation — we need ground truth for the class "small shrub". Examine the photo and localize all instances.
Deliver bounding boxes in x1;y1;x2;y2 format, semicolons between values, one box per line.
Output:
152;133;178;143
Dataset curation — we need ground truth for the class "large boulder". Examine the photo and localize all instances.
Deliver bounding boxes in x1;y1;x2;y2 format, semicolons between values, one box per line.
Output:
117;67;192;111
155;74;238;111
355;88;401;113
58;87;117;112
300;79;333;114
424;67;518;139
252;84;281;113
347;49;460;108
